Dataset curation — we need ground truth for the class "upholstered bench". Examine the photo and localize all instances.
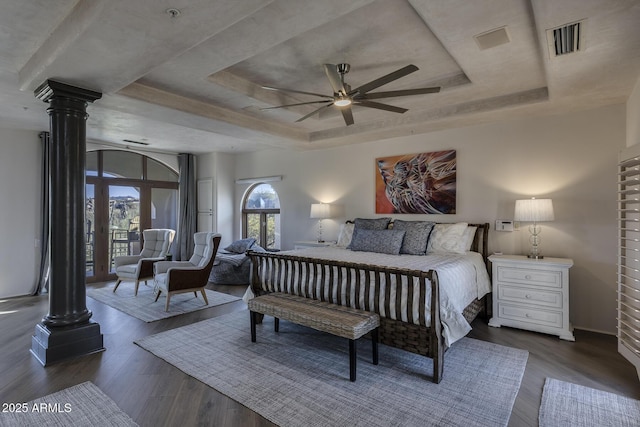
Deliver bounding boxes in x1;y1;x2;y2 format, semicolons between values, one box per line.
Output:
248;292;380;382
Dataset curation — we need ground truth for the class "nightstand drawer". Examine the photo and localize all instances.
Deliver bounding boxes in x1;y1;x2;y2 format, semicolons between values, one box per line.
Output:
497;266;561;288
498;285;563;309
497;303;564;328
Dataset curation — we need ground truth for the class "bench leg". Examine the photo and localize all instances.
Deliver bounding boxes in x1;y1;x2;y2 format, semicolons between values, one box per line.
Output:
349;339;357;382
250;311;257;343
372;328;379;365
274;317;279;333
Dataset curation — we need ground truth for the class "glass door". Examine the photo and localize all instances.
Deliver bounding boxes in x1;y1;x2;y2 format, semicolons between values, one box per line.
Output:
108;185;141;272
151;188;178;258
85;184;95;277
84;151;179;283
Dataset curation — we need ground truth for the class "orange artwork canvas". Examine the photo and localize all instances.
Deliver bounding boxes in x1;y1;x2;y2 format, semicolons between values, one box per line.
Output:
375;150;456;214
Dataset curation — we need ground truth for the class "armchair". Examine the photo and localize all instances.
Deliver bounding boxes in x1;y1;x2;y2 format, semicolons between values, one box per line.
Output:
113;228;175;296
153;232;221;311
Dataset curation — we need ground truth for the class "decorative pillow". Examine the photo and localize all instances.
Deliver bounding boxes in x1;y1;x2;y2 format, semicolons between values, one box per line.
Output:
224;238;256;254
427;222;469;254
336;222;355;247
354;217;392;230
391;220;435;255
348;229;405;255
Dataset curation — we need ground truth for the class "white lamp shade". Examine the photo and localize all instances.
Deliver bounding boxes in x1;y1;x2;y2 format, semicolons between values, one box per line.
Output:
514;198;554;222
310;203;331;219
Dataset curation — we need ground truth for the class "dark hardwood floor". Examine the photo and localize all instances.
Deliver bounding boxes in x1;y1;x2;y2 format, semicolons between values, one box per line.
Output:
1;282;639;427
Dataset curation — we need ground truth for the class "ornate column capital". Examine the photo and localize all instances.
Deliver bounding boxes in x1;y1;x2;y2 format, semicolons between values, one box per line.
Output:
34;79;102;103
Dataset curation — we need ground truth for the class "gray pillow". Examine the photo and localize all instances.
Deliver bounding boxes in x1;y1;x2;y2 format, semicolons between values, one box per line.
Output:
224;238;256;254
391;220;435;255
348;229;405;255
354;217;392;230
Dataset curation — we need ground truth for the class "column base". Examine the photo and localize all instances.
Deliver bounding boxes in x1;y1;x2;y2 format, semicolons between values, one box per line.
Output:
30;320;104;366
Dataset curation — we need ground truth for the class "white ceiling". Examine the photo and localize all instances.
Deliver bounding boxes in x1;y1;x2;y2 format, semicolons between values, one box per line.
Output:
1;0;639;154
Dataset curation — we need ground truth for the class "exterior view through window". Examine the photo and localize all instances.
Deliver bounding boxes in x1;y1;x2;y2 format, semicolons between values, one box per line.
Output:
85;150;178;282
242;183;281;250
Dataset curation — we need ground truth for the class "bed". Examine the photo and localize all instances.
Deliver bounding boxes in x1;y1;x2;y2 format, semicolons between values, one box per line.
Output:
246;220;491;383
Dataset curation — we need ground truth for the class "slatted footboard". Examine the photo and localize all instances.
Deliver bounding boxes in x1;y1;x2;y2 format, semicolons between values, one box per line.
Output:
247;252;446;383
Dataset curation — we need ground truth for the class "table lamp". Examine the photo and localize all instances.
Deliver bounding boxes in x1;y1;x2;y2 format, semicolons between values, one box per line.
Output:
514;197;554;259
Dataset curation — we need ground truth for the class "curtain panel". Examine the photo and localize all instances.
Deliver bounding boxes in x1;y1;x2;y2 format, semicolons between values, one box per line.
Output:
177;153;197;260
34;131;50;295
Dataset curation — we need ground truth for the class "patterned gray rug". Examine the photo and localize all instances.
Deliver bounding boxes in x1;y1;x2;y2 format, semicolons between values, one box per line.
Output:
539;378;640;427
87;283;240;322
136;311;528;427
0;381;137;426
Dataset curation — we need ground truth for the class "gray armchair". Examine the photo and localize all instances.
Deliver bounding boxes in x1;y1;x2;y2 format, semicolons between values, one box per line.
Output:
153;232;221;311
113;228;175;296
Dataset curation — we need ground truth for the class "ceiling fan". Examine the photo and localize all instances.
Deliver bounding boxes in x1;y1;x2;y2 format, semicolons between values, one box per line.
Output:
261;63;440;126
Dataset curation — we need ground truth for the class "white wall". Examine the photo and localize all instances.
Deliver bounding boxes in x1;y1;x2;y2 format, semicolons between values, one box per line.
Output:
234;104;626;334
0;129;42;298
628;75;640;147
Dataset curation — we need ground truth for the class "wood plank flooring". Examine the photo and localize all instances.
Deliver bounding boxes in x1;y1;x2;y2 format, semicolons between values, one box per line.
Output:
1;282;639;426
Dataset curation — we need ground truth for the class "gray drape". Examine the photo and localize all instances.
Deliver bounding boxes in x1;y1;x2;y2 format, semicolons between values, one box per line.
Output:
34;131;50;295
177;153;197;260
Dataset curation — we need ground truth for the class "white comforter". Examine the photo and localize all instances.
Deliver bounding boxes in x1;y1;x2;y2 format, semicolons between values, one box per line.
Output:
244;246;491;346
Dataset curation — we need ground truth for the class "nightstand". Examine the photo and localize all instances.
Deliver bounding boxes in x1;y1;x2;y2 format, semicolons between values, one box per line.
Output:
488;254;575;341
293;241;335;250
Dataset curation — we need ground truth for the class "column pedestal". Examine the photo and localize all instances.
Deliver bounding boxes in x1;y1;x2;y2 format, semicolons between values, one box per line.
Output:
30;322;104;366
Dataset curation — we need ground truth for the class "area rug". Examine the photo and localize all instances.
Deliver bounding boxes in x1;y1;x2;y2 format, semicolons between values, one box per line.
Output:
0;381;137;426
86;284;240;322
136;311;528;427
539;378;640;427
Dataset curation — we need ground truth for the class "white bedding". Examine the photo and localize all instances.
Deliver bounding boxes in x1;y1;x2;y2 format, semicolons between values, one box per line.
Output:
244;246;491;346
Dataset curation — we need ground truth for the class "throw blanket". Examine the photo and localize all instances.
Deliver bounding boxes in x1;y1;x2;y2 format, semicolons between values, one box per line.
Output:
215;252;249;267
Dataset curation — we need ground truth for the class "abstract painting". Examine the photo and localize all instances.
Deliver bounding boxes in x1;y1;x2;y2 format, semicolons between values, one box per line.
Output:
375;150;456;214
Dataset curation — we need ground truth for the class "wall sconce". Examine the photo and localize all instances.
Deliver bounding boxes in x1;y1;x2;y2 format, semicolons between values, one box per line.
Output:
310;203;332;242
514;197;554;259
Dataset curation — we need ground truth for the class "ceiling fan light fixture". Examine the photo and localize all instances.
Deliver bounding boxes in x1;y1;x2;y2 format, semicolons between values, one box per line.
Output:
265;63;438;126
334;97;352;107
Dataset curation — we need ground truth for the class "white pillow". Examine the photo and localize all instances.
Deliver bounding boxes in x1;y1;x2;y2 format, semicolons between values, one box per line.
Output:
336;222;355;247
428;222;469;254
461;226;477;252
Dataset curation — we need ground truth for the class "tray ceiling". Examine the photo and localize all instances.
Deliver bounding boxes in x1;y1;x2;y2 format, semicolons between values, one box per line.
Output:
1;0;639;153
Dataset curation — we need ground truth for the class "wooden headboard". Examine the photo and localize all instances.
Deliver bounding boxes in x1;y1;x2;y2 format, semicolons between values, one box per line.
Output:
468;223;490;267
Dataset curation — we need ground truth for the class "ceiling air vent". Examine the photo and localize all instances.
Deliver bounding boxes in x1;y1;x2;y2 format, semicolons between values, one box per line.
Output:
546;20;585;58
474;27;510;51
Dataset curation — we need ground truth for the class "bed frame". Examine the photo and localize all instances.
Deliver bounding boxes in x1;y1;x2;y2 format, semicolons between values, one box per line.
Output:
248;222;490;383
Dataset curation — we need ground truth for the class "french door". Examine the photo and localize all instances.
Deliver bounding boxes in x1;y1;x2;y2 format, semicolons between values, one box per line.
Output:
85;150;178;283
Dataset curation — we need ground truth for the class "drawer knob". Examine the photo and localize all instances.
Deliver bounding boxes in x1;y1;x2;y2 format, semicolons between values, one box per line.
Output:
525;313;531;318
525;294;532;299
525;275;532;280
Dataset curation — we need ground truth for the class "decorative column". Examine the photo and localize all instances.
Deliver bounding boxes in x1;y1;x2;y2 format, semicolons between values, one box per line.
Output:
30;80;104;366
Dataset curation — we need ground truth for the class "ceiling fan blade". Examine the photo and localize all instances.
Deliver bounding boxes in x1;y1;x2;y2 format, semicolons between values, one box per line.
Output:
324;64;346;95
351;64;419;95
355;100;408;114
262;86;332;99
261;100;332;110
295;103;334;122
360;87;441;100
340;106;354;126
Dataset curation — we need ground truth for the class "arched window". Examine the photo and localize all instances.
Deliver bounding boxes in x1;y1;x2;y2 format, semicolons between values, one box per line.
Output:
242;183;281;250
85;150;179;282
